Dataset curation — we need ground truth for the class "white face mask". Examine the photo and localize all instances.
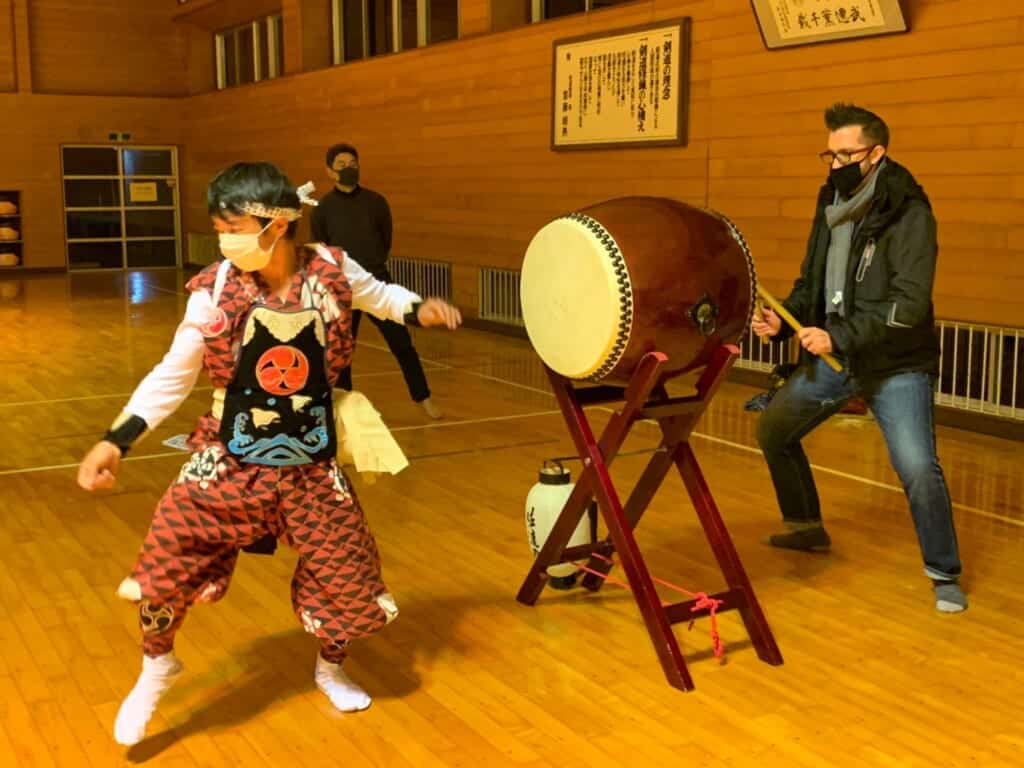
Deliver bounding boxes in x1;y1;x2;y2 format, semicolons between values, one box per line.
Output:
218;220;280;271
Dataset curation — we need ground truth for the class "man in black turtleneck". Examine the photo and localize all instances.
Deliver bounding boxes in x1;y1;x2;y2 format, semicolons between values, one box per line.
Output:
312;143;442;419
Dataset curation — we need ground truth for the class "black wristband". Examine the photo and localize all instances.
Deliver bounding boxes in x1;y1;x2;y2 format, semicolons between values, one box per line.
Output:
103;414;148;457
404;301;423;327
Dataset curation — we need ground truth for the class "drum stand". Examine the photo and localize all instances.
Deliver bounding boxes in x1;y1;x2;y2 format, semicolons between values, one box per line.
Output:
516;344;783;691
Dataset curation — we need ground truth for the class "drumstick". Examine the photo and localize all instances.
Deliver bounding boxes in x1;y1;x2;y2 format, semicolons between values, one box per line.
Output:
755;285;843;373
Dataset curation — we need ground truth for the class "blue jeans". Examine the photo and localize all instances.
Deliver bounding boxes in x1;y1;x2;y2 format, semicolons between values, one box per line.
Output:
756;357;961;580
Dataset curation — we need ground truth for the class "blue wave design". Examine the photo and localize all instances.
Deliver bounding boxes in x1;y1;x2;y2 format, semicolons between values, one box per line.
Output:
227;404;331;466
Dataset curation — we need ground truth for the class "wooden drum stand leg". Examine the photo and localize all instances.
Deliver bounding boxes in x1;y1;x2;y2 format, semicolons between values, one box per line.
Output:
516;345;783;691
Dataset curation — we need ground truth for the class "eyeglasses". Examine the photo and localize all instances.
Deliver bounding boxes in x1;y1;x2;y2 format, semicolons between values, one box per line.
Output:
819;145;876;166
332;162;359;170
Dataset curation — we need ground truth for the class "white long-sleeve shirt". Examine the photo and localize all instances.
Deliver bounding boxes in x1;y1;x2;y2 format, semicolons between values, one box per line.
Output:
122;247;420;431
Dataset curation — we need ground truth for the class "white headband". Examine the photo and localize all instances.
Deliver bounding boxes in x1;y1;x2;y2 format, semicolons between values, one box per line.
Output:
228;180;319;221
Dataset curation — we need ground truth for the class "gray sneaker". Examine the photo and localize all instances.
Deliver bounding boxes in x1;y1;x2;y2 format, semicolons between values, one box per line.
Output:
933;581;967;613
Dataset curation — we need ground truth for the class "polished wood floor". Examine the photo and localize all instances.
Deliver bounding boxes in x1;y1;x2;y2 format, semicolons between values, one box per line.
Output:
0;270;1022;767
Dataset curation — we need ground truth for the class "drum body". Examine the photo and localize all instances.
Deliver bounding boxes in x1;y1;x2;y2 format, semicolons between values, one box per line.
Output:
520;196;755;384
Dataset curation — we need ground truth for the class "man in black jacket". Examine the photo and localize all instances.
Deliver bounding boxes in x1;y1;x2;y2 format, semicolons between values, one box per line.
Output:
752;104;965;612
312;143;442;419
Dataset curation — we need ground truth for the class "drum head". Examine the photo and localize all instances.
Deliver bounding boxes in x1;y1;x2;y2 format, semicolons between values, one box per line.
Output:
520;216;631;380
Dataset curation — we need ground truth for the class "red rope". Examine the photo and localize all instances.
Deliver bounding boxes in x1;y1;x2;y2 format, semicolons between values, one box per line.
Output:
573;553;724;659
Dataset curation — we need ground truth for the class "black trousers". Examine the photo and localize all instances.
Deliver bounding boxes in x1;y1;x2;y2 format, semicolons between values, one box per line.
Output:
338;308;431;402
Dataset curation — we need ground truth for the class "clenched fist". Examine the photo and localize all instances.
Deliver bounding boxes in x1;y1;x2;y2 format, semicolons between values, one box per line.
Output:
798;326;833;356
752;306;782;339
416;298;462;330
77;440;122;491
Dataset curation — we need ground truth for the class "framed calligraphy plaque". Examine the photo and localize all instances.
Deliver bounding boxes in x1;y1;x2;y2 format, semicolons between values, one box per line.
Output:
551;18;690;151
750;0;908;50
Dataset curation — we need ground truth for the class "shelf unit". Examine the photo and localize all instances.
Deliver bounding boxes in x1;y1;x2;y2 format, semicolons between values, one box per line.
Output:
0;190;22;269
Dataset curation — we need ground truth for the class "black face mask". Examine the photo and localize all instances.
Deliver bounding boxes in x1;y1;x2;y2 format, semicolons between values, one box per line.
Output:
336;167;359;187
829;161;864;197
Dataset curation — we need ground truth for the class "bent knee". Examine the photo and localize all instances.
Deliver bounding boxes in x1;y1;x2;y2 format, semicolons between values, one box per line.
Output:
892;453;940;486
756;408;788;453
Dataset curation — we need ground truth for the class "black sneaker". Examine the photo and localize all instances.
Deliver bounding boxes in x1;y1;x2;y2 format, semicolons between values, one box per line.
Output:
765;526;832;552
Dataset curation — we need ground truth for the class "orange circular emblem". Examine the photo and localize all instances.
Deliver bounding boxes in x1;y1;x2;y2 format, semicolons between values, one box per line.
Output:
256;346;310;395
201;307;228;337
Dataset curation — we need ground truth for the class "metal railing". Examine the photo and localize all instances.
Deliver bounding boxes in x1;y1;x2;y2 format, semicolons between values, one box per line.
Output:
479;266;525;326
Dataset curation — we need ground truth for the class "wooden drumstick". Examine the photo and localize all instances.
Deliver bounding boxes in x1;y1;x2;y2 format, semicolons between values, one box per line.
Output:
755;284;843;373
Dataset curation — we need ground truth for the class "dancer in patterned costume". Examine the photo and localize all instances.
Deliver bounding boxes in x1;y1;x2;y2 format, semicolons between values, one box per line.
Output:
77;163;461;746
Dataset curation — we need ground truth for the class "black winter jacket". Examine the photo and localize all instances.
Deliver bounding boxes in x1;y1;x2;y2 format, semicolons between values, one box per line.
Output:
777;159;941;378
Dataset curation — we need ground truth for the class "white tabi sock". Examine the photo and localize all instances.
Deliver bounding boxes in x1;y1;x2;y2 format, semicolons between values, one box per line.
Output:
113;652;183;746
314;654;371;712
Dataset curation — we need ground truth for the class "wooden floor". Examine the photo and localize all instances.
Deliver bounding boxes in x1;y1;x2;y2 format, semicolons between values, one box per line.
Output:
0;270;1022;768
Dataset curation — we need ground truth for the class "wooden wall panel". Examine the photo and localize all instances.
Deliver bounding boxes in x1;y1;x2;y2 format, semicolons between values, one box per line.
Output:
298;0;333;72
28;0;188;96
184;21;216;95
173;0;282;30
12;0;29;90
0;0;14;92
283;0;304;74
282;0;332;74
459;0;490;38
703;0;1024;325
166;0;1021;327
179;0;713;319
0;93;182;268
491;0;528;34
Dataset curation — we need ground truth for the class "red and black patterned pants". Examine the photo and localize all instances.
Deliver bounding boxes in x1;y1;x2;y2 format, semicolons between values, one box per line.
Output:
129;445;395;662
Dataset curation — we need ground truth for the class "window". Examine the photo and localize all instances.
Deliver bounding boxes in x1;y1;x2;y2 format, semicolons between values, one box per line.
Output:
215;14;284;90
369;0;395;56
495;0;634;26
429;0;457;43
543;0;585;19
545;0;636;20
331;0;457;63
400;0;418;50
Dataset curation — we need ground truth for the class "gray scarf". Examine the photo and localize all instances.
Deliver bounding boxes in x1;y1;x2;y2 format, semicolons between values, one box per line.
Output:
824;159;884;317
